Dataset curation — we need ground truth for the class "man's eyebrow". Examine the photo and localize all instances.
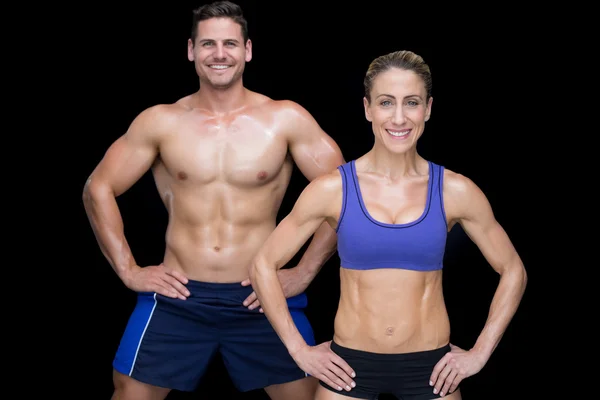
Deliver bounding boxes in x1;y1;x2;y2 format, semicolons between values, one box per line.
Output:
198;38;241;43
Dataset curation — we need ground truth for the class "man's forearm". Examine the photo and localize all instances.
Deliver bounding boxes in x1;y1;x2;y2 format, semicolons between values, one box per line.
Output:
83;182;137;282
251;259;309;355
294;221;337;285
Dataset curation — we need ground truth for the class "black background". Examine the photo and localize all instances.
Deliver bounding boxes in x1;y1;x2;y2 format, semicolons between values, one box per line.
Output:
68;1;546;398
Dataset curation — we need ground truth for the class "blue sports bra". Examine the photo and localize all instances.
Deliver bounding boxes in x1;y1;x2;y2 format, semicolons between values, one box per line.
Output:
335;160;448;271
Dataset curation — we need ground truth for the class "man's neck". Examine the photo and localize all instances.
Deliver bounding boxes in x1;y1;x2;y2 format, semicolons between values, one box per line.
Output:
193;80;248;115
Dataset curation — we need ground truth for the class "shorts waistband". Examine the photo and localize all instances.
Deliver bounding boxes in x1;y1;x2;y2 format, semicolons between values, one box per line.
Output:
330;340;450;362
167;279;308;308
183;279;249;291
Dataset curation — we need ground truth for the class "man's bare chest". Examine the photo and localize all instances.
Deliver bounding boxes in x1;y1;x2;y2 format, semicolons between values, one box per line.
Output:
158;124;290;186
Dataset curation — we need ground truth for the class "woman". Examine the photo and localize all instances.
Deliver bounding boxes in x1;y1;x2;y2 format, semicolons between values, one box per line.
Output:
249;50;527;400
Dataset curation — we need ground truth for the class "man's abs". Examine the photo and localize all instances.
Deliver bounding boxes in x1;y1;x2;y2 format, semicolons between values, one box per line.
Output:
154;157;294;282
148;100;295;282
157;173;293;282
163;217;277;282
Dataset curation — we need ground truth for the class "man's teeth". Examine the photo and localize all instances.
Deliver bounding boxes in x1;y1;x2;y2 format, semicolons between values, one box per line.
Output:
387;130;408;137
210;65;230;69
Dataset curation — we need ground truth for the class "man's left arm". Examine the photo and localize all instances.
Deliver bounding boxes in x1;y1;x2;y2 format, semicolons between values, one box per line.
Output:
242;101;345;309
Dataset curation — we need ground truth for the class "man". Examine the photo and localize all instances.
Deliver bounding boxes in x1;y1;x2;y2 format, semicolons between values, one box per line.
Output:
82;1;345;399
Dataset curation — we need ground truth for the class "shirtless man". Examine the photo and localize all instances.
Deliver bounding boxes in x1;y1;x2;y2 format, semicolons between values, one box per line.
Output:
82;2;345;398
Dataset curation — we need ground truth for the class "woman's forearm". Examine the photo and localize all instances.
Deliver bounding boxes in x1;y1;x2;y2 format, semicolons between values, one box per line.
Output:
472;262;528;360
250;256;309;355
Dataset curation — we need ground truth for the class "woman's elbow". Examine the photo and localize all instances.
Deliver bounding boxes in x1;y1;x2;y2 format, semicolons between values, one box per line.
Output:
505;261;528;295
249;255;272;282
519;264;528;293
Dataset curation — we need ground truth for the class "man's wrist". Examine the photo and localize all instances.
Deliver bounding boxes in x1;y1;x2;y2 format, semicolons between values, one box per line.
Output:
119;264;140;287
293;260;321;282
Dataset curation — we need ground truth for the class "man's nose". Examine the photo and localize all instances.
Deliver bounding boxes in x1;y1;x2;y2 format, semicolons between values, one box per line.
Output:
213;43;226;59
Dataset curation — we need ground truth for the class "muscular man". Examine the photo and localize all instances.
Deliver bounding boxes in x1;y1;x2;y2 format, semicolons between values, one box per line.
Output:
82;2;345;399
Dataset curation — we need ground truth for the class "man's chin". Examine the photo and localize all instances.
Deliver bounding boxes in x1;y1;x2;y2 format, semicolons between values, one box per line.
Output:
201;77;236;90
213;81;234;89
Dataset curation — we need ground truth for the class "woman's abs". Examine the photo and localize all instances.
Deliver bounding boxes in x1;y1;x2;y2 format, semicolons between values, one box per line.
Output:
333;267;451;354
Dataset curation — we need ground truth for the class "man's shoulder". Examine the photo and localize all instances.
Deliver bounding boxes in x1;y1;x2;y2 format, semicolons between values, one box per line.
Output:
269;98;310;116
140;99;188;116
137;99;191;124
127;101;189;140
245;91;309;117
263;99;319;138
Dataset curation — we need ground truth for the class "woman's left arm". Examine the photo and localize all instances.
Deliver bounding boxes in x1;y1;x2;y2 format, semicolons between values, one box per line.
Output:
430;170;528;396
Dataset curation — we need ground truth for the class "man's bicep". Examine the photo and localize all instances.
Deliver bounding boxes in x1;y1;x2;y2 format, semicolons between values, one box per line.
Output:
292;134;345;181
285;104;345;181
88;111;161;196
94;135;158;195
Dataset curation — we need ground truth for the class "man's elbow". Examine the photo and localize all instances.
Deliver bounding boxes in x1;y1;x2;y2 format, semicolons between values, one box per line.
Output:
82;177;95;207
82;177;111;209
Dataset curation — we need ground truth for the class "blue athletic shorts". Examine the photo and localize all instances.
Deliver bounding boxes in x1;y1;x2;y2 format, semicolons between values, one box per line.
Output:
112;280;315;392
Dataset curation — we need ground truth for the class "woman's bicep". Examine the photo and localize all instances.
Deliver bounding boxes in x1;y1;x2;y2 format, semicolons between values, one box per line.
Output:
257;173;340;269
447;171;520;274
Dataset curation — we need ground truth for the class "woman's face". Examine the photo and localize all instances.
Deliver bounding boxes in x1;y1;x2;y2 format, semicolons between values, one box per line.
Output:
364;67;433;154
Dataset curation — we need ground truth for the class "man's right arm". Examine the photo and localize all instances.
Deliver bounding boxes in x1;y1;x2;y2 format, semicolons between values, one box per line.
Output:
82;105;188;297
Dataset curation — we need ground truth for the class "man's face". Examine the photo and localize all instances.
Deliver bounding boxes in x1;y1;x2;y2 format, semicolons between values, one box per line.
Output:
188;17;252;89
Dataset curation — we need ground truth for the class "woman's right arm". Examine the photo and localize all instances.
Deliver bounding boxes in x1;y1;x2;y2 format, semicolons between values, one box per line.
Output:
250;170;357;392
